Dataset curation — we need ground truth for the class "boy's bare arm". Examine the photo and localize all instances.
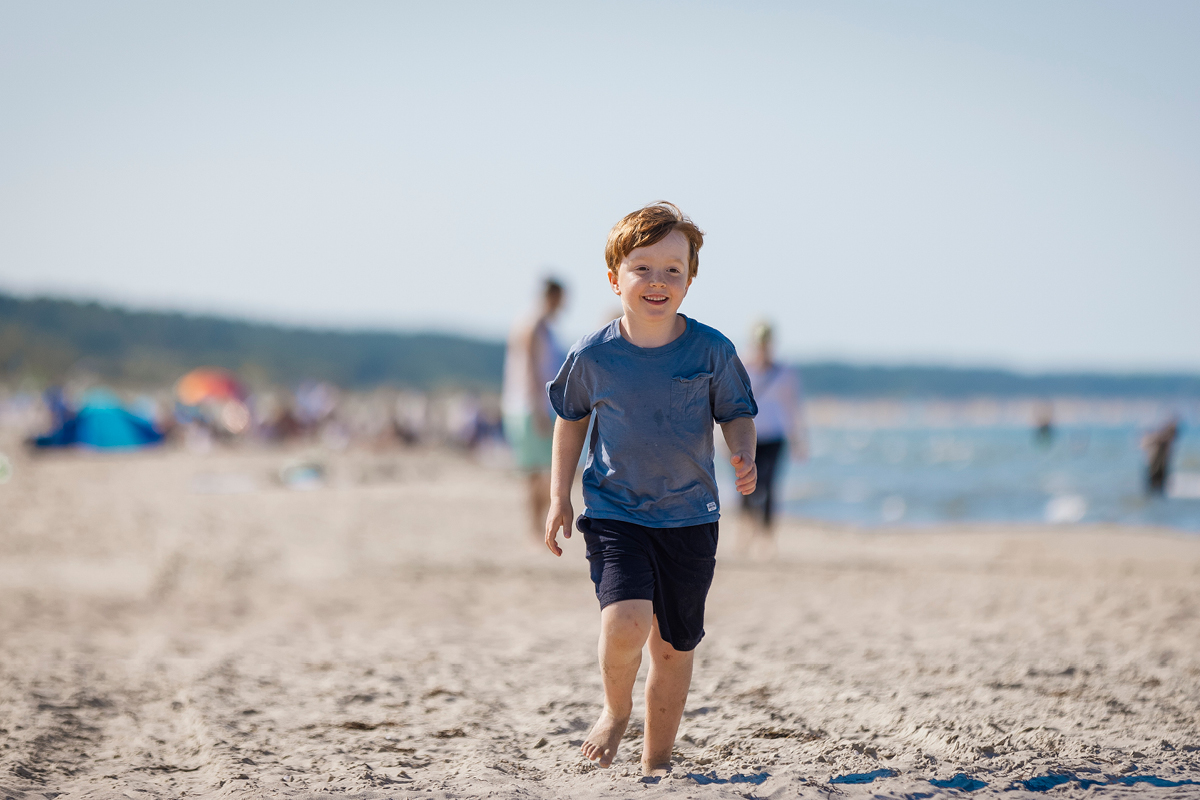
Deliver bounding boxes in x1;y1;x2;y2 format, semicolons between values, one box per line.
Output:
545;415;591;556
720;416;758;496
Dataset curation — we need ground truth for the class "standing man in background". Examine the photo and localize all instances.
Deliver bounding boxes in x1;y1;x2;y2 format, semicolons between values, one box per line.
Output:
1143;417;1181;496
503;278;567;542
740;321;806;555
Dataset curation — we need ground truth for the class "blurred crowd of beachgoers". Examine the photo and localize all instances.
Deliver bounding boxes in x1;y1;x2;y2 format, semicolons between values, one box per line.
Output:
0;370;503;455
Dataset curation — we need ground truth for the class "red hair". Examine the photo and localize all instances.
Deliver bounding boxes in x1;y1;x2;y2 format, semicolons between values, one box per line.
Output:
605;202;704;279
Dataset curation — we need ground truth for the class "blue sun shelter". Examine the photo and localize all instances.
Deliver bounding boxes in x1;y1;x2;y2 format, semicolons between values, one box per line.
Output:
34;389;165;450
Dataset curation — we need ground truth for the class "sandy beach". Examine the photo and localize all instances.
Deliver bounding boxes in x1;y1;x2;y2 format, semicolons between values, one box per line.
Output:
1;442;1198;799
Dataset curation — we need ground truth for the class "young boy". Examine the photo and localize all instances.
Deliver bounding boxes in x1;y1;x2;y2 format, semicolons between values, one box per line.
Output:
544;202;759;776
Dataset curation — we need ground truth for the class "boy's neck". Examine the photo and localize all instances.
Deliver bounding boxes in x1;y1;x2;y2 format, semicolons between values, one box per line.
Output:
619;313;687;349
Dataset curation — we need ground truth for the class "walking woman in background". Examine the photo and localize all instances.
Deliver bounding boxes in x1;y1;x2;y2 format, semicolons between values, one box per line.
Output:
740;321;806;556
502;278;567;542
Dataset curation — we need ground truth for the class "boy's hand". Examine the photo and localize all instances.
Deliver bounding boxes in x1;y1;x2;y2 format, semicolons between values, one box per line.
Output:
731;452;757;495
545;496;574;557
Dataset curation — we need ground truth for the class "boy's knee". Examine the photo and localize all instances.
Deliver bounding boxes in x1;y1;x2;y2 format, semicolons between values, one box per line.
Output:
649;637;694;663
601;600;653;650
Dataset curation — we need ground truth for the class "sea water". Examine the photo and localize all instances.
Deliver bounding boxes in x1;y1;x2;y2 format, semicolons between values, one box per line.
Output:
755;425;1200;531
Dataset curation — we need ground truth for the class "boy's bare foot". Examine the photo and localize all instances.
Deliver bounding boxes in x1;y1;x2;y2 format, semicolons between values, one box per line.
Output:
642;761;673;778
580;709;629;767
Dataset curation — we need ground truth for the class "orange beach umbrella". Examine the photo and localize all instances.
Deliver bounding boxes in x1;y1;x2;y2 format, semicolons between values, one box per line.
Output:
175;368;246;407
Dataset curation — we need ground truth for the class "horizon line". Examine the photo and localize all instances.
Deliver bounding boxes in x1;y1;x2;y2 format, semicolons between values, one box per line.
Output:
4;288;1199;380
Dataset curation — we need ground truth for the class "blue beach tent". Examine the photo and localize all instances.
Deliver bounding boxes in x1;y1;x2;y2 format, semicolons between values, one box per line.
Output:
34;389;164;450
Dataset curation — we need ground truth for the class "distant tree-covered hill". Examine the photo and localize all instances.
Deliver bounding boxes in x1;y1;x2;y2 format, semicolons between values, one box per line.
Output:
1;293;1198;397
0;293;505;390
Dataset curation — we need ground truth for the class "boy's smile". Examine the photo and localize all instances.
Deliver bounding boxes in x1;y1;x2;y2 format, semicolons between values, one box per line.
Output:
609;230;692;341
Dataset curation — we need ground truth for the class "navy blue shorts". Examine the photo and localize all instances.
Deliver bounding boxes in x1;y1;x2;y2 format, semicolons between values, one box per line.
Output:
577;516;719;652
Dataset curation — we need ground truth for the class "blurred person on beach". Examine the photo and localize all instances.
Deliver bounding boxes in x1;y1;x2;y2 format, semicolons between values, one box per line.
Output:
503;278;567;541
544;202;758;776
1034;402;1054;447
739;321;806;556
1143;417;1181;496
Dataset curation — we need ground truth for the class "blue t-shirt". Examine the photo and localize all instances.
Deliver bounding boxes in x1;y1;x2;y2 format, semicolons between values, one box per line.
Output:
547;315;758;528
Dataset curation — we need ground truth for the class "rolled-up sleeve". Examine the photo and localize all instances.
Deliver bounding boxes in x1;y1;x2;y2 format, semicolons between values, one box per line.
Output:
711;347;758;424
546;350;593;421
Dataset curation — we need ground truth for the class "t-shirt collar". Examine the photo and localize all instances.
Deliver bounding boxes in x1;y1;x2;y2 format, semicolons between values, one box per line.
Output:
610;314;694;356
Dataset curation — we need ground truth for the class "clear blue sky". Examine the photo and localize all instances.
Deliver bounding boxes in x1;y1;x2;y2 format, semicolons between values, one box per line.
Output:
2;1;1198;371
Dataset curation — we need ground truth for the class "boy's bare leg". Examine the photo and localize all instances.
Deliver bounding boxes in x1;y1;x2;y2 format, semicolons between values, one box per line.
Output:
581;599;653;767
642;615;694;775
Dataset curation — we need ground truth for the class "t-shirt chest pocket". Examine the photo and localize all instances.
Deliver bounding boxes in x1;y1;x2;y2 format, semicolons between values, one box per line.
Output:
670;372;713;418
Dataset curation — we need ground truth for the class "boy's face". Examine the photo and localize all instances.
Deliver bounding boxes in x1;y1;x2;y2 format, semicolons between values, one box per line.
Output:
608;230;692;324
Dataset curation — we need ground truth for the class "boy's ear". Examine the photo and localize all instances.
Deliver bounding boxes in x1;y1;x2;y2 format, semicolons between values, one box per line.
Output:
607;268;621;295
